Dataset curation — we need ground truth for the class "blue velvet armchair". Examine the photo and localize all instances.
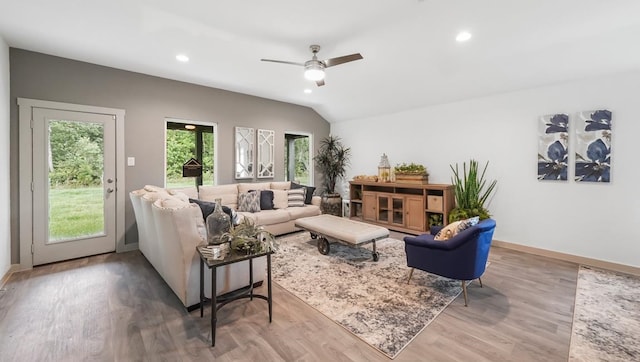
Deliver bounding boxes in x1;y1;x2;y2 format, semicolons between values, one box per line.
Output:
403;218;496;306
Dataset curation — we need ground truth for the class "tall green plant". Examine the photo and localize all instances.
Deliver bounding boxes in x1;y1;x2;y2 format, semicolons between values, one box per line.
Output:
449;159;497;222
314;135;351;194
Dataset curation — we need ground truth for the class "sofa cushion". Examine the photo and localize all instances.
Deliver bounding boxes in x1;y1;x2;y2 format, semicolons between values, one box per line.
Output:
291;182;316;204
238;182;271;194
287;189;306;207
168;186;198;199
189;198;234;222
238;191;261;213
258;190;274;210
141;189;173;202
250;209;291;225
158;196;189;208
270;181;291;190
199;184;239;209
144;185;166;193
273;190;289;209
286;205;321;219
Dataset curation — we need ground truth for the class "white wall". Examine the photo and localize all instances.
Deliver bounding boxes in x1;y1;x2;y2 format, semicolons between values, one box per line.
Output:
0;36;11;278
333;70;640;268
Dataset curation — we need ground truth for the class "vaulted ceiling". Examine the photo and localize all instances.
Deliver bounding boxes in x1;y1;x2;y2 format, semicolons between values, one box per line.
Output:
2;0;640;122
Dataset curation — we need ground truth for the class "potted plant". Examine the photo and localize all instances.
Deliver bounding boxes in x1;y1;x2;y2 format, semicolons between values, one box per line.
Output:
448;159;497;222
314;135;351;216
394;162;429;184
221;218;276;254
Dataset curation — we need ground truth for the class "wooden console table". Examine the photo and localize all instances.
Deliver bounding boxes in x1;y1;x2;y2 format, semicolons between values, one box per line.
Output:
349;180;455;235
197;245;273;347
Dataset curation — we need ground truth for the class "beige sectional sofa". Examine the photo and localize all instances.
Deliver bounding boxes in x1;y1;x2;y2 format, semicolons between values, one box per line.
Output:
198;181;321;235
130;181;320;309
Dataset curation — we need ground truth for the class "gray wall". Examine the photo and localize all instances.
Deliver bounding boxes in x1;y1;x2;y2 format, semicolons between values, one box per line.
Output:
0;37;10;275
10;48;330;263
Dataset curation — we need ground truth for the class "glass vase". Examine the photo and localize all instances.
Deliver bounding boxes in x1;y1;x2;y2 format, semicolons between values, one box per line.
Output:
206;198;231;245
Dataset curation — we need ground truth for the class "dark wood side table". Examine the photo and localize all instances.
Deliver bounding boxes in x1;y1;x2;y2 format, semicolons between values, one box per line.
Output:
197;245;273;347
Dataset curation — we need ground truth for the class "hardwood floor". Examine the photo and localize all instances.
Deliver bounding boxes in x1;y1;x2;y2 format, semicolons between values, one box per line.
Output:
0;232;579;361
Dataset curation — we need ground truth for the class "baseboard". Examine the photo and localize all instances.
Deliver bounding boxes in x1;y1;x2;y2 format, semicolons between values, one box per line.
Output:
1;264;21;288
492;239;640;277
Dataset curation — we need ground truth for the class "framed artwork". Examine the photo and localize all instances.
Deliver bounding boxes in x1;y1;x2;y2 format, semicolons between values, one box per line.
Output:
575;110;612;183
538;113;569;181
257;129;275;178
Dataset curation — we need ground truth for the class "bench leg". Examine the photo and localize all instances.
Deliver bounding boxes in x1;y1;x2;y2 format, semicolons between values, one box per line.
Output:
371;240;379;261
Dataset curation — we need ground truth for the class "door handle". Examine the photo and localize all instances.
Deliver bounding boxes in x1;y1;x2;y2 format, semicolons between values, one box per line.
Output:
106;188;114;194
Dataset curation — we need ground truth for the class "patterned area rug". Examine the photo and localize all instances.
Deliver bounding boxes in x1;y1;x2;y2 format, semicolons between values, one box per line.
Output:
272;232;466;359
569;266;640;361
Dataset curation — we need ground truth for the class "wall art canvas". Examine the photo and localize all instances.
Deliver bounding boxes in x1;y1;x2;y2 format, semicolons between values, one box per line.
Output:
538;113;569;181
575;109;612;183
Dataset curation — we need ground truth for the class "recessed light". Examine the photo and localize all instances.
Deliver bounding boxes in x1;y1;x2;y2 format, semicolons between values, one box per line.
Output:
304;89;312;94
176;54;189;62
184;124;196;130
456;31;472;42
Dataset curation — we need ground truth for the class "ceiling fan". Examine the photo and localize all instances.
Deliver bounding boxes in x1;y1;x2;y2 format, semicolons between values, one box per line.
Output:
261;45;363;86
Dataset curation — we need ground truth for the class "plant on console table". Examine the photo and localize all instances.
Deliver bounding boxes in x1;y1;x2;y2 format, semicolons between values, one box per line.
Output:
221;218;277;254
314;135;351;217
394;162;429;184
449;159;497;222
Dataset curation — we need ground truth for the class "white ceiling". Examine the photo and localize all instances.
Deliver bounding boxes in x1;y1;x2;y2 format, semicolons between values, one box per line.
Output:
1;0;640;122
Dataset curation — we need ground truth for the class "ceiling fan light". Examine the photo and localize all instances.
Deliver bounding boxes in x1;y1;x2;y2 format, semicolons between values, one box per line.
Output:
304;68;325;81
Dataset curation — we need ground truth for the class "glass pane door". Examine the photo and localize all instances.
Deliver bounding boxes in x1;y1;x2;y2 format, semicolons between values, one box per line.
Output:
48;119;105;242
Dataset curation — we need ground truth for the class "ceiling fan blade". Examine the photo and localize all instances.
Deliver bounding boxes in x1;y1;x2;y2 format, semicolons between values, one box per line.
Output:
316;79;325;87
323;53;363;68
260;59;305;66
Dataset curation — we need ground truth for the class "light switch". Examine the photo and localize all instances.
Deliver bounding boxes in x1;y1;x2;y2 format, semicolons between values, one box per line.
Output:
127;157;135;166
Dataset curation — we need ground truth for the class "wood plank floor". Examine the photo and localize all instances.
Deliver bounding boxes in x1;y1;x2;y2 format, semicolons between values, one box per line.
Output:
0;231;579;361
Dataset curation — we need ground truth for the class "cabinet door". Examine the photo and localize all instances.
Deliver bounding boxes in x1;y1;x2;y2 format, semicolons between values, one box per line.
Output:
376;194;391;223
391;196;405;226
405;196;425;231
362;192;377;222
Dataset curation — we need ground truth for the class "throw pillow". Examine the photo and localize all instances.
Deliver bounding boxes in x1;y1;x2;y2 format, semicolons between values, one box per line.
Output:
433;216;481;241
287;188;306;207
189;198;234;220
273;190;289;209
259;190;274;210
291;182;316;204
237;192;261;213
434;221;462;241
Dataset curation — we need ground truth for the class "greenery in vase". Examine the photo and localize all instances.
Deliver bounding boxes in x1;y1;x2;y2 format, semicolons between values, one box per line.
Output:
449;159;497;222
394;162;428;175
314;135;351;194
221;218;277;254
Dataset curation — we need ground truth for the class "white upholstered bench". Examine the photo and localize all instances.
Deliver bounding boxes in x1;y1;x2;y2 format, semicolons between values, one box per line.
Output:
294;214;390;261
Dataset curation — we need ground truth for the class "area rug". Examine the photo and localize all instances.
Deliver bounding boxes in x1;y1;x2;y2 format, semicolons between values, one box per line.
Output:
272;232;467;359
569;266;640;361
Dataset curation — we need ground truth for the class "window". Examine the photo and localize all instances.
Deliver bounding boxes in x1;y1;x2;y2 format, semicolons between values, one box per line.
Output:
284;132;312;185
165;119;217;188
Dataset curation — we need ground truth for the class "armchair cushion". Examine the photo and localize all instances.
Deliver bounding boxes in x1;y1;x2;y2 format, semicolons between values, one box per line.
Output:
434;216;479;241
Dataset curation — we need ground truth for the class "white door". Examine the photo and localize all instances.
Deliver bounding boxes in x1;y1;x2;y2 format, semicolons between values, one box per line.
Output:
31;108;117;265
